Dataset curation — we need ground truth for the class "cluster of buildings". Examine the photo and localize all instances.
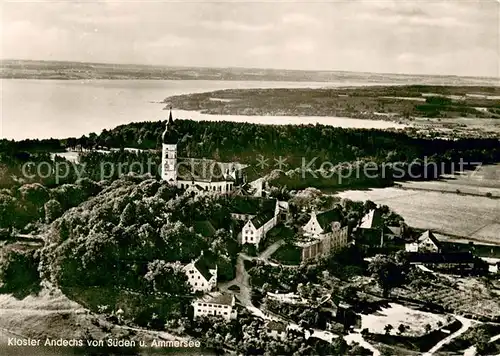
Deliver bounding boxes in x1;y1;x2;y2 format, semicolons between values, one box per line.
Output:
158;113;495;327
161;110;261;195
353;208;491;275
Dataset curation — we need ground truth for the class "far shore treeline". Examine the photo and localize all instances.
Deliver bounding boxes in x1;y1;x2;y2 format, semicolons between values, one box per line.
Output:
0;120;499;233
1;119;499;189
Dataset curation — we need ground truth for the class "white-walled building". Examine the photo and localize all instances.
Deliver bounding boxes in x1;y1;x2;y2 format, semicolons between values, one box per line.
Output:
231;198;280;246
299;209;348;261
406;230;442;253
160;110;238;194
302;209;342;237
192;292;237;321
182;255;217;293
298;226;349;261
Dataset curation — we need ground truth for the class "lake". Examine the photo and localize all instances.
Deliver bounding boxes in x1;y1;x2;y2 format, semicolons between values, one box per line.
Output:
1;79;407;141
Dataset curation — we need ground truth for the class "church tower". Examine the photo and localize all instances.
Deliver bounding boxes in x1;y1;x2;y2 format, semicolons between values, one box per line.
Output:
161;109;178;183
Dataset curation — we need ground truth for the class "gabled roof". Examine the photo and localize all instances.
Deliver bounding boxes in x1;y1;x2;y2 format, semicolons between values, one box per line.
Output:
232;184;254;196
359;209;383;229
193;220;216;238
386;226;402;236
194;254;217;281
315;209;342;231
250;209;275;229
418;230;441;248
197;292;234;306
240;165;262;183
177;158;234;183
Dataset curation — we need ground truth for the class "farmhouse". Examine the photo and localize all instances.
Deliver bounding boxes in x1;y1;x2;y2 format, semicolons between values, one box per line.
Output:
356;209;405;250
182;254;217;293
192;292;237;321
405;230;442;253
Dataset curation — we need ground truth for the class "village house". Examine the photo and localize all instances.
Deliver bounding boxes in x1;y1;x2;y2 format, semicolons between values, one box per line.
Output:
182;254;217;293
230;197;280;246
405;230;442;253
406;251;488;275
355;209;406;251
192;292;237;321
265;320;288;341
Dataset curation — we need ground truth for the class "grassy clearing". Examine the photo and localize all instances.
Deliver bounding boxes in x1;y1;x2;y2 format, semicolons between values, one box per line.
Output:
337;187;499;243
361;303;449;337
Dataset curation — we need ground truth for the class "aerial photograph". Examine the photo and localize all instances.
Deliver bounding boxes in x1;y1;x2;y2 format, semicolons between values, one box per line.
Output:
0;0;499;355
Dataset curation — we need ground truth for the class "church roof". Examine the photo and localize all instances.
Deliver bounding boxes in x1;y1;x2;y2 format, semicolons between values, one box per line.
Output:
177;158;234;182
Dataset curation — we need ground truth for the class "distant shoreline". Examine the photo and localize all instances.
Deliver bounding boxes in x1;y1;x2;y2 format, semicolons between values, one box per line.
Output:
2;59;498;86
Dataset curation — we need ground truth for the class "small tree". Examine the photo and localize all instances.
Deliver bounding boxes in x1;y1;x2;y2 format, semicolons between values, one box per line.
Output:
397;324;406;335
384;324;393;335
424;324;432;334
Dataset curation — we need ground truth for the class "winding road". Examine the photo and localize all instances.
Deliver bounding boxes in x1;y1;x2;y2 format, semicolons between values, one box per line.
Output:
422;315;475;356
345;331;381;356
464;332;500;356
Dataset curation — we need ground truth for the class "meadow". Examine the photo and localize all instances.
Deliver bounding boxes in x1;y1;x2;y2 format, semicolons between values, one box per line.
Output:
336;165;500;243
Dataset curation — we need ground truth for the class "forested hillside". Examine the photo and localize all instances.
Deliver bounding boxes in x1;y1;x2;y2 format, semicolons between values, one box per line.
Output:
38;174;238;325
0;120;500;209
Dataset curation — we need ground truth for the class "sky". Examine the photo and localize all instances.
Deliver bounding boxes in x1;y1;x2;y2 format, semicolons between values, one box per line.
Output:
1;0;499;77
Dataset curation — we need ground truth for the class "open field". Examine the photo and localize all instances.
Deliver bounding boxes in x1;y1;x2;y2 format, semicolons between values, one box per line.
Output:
338;188;499;242
361;303;448;337
337;165;500;244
